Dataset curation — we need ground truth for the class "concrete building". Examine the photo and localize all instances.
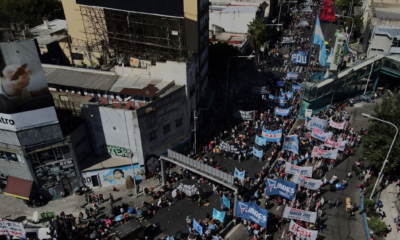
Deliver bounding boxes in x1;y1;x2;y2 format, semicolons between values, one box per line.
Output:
43;64;190;185
367;26;400;58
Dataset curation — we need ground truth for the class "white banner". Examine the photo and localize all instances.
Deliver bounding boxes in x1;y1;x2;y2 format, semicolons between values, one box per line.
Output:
0;107;58;131
292;172;323;190
307;117;327;131
324;138;347;151
311;127;332;142
177;183;197;196
285;162;313;177
289;220;318;240
283;207;317;223
311;146;338;159
330;120;347;129
0;219;26;238
233;110;255;121
219;140;239;154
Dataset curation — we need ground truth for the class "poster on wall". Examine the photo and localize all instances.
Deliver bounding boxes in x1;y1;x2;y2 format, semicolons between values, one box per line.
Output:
0;40;58;131
81;165;143;188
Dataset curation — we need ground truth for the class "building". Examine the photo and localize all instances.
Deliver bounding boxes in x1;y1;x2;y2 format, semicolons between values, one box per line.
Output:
0;39;90;200
43;64;191;186
367;26;400;58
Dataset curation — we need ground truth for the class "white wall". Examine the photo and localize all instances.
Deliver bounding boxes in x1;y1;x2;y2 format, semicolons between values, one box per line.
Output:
209;7;257;33
367;33;393;58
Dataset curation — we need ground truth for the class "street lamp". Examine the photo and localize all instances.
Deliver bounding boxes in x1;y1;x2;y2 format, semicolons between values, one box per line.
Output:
225;55;255;110
362;113;398;200
278;1;297;24
336;14;354;44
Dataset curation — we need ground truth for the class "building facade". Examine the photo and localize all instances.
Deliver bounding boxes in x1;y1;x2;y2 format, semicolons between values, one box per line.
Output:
367;26;400;58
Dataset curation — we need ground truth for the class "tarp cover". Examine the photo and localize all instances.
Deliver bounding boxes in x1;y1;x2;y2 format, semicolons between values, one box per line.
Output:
4;176;33;200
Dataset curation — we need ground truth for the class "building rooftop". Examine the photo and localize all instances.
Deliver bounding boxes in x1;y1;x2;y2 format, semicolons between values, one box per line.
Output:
30;19;68;45
374;9;400;20
109;75;174;97
374;25;400;38
43;64;119;91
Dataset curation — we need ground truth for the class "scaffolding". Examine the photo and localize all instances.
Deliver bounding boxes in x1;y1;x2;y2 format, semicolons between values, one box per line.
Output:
79;6;189;63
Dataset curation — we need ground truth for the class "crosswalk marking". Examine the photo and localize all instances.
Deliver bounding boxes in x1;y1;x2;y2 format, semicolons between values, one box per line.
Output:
299;67;303;73
284;65;288;71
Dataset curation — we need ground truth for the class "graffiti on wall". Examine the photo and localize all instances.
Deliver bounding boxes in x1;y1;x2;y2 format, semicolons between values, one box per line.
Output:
101;145;132;158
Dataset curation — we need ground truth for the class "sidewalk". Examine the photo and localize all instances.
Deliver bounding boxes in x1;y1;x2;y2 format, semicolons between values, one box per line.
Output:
0;175;162;221
380;183;400;240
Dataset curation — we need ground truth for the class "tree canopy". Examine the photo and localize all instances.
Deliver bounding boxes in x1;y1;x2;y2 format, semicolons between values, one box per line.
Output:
247;18;268;54
336;0;362;12
362;94;400;171
0;0;63;28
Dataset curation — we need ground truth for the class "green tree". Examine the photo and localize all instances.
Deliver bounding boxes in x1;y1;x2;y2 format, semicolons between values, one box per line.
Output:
368;216;387;234
247;18;268;61
336;0;362;11
362;94;400;171
342;15;363;39
0;0;63;28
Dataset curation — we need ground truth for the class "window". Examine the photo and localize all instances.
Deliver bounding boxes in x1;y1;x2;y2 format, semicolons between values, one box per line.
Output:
175;117;183;128
149;130;157;141
392;39;400;47
163;124;171;134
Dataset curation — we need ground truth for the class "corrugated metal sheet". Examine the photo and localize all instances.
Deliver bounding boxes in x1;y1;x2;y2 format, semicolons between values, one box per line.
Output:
43;67;119;91
374;25;400;38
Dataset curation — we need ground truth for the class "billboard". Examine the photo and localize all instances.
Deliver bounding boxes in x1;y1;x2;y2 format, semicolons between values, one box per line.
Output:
0;40;58;131
76;0;184;18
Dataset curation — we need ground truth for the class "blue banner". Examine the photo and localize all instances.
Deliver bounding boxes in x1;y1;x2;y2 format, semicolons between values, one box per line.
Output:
255;135;266;146
193;219;203;235
292;84;302;91
234;167;245;179
281;91;285;96
236;200;268;227
278;97;286;106
269;94;275;99
287;92;293;100
291;51;307;64
213;208;226;222
222;195;230;208
253;147;263;159
266;178;296;200
275;107;291;116
283;135;299;154
262;128;282;142
287;72;299;80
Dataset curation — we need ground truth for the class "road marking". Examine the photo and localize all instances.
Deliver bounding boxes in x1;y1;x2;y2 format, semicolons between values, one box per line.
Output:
284;65;288;71
276;206;281;211
299;67;303;73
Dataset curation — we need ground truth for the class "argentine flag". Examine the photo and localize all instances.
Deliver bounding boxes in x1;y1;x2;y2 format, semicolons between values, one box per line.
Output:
313;17;328;67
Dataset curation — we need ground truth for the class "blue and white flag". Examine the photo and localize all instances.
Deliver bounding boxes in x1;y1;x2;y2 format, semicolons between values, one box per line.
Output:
222;195;230;208
313;16;328;67
269;94;275;99
287;72;299;80
292;84;302;91
278;97;286;106
266;178;296;200
283;135;299;154
234;167;245;179
255;135;267;146
281;91;286;96
253;147;263;159
236;200;268;227
275;107;291;116
286;92;294;100
262;128;282;142
213;208;226;222
307;117;328;131
193;219;203;235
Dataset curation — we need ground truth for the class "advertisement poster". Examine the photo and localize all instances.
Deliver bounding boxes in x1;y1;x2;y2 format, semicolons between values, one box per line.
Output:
289;220;318;240
236;200;268;227
0;40;57;131
0;219;26;238
283;207;317;223
266;178;296;200
81;165;142;188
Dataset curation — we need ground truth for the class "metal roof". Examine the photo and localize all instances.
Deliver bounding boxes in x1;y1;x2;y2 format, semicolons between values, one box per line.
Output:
43;66;119;91
374;9;400;20
374;25;400;38
110;74;174;97
30;19;68;45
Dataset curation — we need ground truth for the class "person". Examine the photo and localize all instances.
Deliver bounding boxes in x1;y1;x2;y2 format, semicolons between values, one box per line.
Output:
320;196;325;206
335;198;340;208
99;193;104;203
347;171;352;179
136;184;140;196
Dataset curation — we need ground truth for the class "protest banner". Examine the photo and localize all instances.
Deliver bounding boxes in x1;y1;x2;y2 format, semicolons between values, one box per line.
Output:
255;135;267;146
275;107;291;116
262;128;282;142
307;117;328;131
266;178;296;200
282;36;295;43
236;200;268;227
324;138;347;151
311;127;333;142
177;183;197;196
193;219;203;235
213;208;226;222
286;92;294;100
289;220;318;240
292;172;323;190
278;97;286;106
283;135;299;154
291;51;307;64
311;146;338;159
0;219;26;238
253;147;263;159
222;195;230;208
269;94;275;99
285;162;313;177
329;120;347;129
292;84;302;91
283;207;317;223
252;86;269;94
219;140;239;153
234;168;245;179
287;72;299;80
233;110;255;121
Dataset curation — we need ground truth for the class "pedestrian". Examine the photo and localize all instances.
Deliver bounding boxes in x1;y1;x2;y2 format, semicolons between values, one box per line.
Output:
328;199;333;209
136;184;140;196
320;197;325;206
84;193;88;203
109;193;114;203
198;196;202;207
347;171;352;179
335;198;340;208
99;193;104;203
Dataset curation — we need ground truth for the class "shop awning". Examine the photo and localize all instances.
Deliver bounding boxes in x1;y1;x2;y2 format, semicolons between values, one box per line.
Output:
4;176;33;200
